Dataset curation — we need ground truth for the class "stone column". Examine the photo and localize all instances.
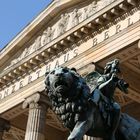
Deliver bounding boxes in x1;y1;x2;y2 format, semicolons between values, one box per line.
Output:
22;92;49;140
138;39;140;49
0;118;10;140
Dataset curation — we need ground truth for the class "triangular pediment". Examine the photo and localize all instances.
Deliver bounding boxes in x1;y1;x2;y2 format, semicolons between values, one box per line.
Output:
0;0;116;71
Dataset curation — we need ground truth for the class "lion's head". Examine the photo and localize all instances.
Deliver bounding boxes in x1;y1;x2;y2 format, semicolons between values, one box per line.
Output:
45;67;90;130
45;67;76;97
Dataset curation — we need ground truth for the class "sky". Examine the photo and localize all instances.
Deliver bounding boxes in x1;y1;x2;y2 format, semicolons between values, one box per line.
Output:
0;0;52;50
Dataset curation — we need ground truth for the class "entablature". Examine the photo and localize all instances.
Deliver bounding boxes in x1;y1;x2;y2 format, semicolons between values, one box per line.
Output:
0;0;139;88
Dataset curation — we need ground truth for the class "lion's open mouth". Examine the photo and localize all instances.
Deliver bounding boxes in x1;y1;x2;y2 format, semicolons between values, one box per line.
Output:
53;80;69;94
54;80;68;88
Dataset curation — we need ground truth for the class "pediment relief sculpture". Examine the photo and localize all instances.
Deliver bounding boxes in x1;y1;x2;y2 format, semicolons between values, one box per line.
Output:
41;27;55;46
58;13;70;36
84;1;97;19
71;9;82;27
3;0;116;70
4;36;41;70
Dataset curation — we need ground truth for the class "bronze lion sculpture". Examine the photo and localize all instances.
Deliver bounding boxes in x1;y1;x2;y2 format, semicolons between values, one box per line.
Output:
45;66;140;140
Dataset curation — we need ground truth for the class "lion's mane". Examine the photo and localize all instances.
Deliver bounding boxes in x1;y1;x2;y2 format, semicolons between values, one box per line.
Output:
45;67;90;130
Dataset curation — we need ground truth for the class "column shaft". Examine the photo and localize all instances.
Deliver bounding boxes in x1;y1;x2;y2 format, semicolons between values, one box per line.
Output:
25;103;47;140
23;93;49;140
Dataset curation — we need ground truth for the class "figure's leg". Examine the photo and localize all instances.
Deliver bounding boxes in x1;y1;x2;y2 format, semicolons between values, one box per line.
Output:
110;102;121;140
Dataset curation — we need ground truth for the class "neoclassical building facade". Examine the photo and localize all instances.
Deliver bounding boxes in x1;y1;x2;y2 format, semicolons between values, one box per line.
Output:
0;0;140;140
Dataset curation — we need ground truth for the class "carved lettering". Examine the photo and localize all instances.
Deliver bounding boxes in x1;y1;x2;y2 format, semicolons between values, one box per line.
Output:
19;80;23;88
55;60;59;68
128;18;133;27
36;70;41;79
93;38;98;46
104;31;109;40
64;53;69;62
116;24;121;34
4;89;9;97
73;49;78;57
46;64;51;72
28;75;32;84
11;85;16;93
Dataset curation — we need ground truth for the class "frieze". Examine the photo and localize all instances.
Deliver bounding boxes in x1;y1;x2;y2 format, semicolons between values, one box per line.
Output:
3;0;116;70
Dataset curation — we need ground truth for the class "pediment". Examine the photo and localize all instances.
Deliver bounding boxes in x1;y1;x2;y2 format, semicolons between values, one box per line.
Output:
0;0;116;71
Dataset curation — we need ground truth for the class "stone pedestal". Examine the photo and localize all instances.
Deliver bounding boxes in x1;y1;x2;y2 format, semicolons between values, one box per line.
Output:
83;136;103;140
23;93;49;140
0;118;10;140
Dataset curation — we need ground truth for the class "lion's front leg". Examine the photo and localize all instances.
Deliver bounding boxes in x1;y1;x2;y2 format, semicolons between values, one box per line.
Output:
67;119;92;140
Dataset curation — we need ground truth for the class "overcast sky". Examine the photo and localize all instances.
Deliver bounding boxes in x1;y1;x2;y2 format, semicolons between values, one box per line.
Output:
0;0;51;50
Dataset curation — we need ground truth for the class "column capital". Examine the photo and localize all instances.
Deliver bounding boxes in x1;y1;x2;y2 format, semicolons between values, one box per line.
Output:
22;92;50;109
0;118;10;132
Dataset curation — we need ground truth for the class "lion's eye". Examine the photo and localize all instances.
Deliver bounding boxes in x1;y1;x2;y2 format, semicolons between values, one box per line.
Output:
51;70;55;74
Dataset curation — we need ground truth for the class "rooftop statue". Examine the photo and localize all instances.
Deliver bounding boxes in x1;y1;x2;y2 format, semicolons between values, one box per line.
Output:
45;59;140;140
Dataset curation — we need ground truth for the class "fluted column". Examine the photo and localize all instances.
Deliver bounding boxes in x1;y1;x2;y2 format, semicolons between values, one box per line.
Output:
22;93;49;140
0;118;10;140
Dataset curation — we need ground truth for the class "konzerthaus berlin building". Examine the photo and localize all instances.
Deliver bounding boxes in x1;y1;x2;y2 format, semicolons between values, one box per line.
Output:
0;0;140;140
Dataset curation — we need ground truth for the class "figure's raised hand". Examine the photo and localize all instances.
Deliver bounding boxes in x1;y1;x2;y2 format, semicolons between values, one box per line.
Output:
111;73;117;80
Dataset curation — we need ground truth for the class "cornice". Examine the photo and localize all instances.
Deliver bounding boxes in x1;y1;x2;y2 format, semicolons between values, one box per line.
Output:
0;0;139;88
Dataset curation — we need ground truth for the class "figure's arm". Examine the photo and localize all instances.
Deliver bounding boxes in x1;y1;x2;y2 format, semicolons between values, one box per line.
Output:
98;73;115;90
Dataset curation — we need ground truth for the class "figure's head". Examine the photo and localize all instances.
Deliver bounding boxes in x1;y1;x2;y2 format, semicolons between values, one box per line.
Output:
73;9;78;13
104;63;112;74
47;26;51;31
112;59;119;68
61;14;64;18
112;59;120;73
114;59;119;65
92;1;97;5
104;59;120;74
